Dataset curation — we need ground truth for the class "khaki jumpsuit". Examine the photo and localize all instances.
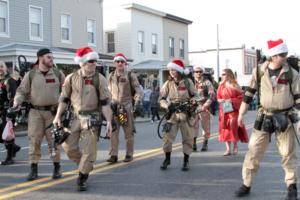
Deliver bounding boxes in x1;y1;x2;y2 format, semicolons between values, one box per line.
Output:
160;78;198;155
194;78;215;140
60;69;110;174
241;62;300;187
14;68;65;164
108;71;143;157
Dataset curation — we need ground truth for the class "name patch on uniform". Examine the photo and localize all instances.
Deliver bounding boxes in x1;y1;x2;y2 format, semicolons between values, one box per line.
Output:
196;85;203;89
278;79;288;84
85;80;93;85
46;79;55;83
120;78;127;82
178;86;186;91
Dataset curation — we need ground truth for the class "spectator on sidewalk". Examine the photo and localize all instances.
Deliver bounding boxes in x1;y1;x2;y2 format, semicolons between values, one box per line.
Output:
143;87;152;118
150;86;160;123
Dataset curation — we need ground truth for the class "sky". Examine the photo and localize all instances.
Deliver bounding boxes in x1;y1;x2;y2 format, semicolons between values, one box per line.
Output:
104;0;300;56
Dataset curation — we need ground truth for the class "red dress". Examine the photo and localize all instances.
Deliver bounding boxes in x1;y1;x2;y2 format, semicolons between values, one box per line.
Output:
217;83;248;143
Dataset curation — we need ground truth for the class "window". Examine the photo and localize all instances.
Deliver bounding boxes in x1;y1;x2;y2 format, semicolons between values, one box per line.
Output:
152;34;157;55
245;56;255;74
169;37;174;57
61;14;71;42
87;19;96;45
0;0;9;36
138;31;144;53
179;39;184;58
29;6;43;40
106;32;115;53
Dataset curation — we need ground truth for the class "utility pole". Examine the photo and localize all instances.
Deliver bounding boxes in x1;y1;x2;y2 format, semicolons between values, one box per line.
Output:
216;24;220;82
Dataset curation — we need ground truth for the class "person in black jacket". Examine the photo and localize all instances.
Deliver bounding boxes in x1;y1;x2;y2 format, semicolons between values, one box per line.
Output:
0;61;21;165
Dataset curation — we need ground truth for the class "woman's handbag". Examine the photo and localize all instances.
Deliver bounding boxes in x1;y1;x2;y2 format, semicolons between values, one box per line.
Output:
221;101;234;113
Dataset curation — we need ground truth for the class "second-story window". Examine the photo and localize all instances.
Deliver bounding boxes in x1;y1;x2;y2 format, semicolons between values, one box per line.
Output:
169;37;174;57
0;0;9;37
61;14;71;42
106;32;115;53
87;19;96;45
138;31;144;53
179;39;185;58
152;34;157;55
29;6;43;41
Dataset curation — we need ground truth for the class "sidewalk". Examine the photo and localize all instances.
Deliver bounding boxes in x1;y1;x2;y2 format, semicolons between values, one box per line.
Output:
14;117;152;137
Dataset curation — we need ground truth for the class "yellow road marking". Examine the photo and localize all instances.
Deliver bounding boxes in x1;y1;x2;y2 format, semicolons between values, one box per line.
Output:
0;123;254;199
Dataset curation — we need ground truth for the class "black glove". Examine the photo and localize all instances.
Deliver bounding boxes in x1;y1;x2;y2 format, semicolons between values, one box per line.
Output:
168;103;176;113
133;101;142;117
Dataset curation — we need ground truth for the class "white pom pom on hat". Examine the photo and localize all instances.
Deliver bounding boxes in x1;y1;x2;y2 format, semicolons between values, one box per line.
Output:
167;59;190;75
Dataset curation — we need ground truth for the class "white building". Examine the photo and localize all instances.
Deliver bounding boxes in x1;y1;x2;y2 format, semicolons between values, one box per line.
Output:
189;46;257;87
103;3;192;88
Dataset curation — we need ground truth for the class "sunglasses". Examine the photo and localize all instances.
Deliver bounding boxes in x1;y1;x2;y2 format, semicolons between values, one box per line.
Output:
278;53;288;58
194;71;203;74
87;60;97;63
115;60;125;64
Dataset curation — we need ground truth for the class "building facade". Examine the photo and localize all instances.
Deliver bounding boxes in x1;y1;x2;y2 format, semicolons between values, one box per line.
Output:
189;46;257;87
103;3;192;88
0;0;107;70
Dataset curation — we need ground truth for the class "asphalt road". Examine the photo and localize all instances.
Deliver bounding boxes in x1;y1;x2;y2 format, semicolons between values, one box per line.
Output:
0;111;298;200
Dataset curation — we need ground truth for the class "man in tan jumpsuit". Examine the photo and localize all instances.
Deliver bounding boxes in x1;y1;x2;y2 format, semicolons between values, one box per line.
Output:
53;47;112;191
235;39;300;200
106;53;143;163
160;59;198;171
13;48;65;181
193;65;215;152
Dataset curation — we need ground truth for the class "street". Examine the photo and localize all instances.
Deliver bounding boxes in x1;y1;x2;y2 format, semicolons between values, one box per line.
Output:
0;111;297;200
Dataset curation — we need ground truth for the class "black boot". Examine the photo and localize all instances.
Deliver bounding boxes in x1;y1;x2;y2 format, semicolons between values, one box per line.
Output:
123;155;133;162
52;162;62;179
235;184;251;197
12;143;21;158
181;153;190;171
192;137;197;152
27;163;38;181
160;152;171;170
77;172;89;191
201;139;208;152
1;143;14;165
106;155;118;163
286;183;298;200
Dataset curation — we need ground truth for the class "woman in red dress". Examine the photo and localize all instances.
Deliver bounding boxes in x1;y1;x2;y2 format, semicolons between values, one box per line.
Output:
217;69;248;156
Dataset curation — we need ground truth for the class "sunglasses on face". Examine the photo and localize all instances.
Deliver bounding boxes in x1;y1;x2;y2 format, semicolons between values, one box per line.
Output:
194;71;203;74
87;60;97;64
278;53;288;58
115;60;125;64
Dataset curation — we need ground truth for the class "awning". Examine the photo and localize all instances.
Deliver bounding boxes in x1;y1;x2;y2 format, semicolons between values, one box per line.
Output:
132;60;168;70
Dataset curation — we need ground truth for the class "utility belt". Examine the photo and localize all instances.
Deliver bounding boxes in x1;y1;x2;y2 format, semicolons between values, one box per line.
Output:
254;107;298;133
31;104;58;115
77;110;99;116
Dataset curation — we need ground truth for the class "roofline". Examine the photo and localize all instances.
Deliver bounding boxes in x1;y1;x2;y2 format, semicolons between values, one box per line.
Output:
122;3;192;25
164;14;192;25
189;46;249;54
122;3;165;17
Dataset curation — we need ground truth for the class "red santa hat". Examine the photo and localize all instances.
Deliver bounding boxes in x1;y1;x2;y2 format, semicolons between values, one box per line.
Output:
267;39;288;57
193;65;204;72
113;53;127;63
167;59;189;75
74;47;99;64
